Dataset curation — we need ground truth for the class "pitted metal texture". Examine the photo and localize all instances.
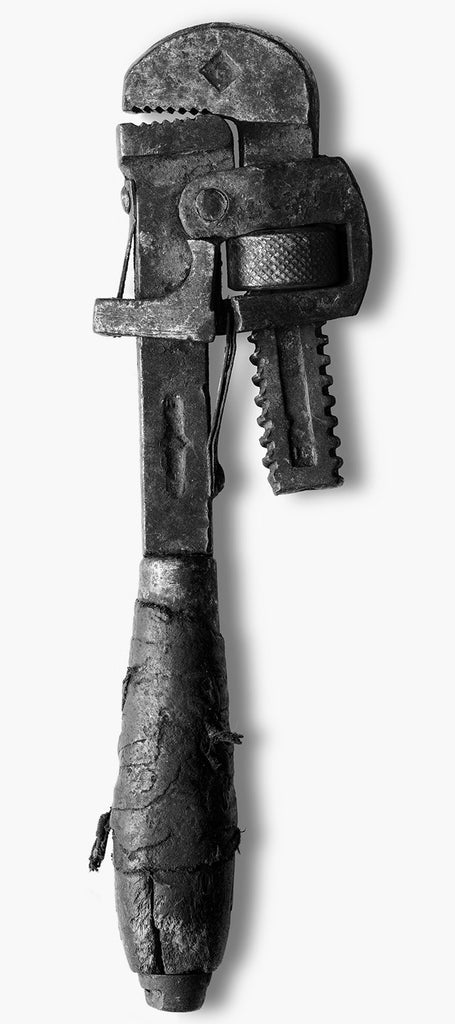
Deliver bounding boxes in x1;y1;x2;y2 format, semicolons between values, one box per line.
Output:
227;226;341;291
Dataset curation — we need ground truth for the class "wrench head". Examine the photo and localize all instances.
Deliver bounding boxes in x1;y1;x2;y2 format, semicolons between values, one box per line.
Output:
123;22;319;131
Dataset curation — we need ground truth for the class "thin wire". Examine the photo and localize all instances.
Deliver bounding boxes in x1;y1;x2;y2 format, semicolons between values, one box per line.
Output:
208;307;237;497
117;217;135;299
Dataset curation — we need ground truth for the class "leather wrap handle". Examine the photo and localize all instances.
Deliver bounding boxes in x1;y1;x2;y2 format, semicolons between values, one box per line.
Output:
110;556;239;1011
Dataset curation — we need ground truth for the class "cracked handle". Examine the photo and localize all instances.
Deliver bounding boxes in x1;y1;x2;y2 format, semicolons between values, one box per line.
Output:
110;556;240;1012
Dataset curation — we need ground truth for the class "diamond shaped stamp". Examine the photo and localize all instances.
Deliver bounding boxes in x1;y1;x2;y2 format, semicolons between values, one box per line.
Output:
199;49;239;92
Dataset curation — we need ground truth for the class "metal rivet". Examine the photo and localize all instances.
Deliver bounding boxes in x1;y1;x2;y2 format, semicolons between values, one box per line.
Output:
121;185;131;213
195;187;229;224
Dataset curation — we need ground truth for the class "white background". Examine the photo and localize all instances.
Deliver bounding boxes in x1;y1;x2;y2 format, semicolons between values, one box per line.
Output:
1;2;454;1022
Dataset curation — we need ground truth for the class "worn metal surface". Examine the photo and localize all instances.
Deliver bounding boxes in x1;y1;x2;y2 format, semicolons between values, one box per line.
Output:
120;115;234;555
251;325;341;492
180;157;368;241
93;242;217;342
227;227;341;291
92;21;371;1012
122;23;319;127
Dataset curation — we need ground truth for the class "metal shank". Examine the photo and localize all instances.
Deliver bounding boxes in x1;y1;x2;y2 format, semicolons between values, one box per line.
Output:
118;116;234;554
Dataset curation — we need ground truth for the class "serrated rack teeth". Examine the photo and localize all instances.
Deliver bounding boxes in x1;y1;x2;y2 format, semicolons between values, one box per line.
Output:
262;448;276;468
249;328;344;492
249;335;278;474
259;428;273;448
323;394;336;409
267;464;282;495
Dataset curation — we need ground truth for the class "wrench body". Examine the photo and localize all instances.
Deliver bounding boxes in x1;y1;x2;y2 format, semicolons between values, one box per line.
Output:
91;22;371;1011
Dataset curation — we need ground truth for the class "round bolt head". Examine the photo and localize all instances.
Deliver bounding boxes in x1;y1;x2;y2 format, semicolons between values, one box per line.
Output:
195;187;229;224
121;185;131;213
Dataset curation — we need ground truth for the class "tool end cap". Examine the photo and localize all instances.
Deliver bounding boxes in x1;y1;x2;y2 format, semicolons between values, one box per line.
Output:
139;973;211;1012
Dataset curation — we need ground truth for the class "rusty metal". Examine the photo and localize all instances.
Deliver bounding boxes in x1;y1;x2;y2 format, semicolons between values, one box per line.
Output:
91;22;371;1011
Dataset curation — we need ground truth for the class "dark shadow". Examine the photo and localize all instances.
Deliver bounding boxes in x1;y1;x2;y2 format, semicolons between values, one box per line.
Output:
327;319;366;489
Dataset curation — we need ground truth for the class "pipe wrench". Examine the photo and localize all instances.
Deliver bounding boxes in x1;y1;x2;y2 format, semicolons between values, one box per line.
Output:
91;22;371;1012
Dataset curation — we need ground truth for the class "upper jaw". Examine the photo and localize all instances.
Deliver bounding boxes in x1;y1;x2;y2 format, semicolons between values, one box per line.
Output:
122;22;318;131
